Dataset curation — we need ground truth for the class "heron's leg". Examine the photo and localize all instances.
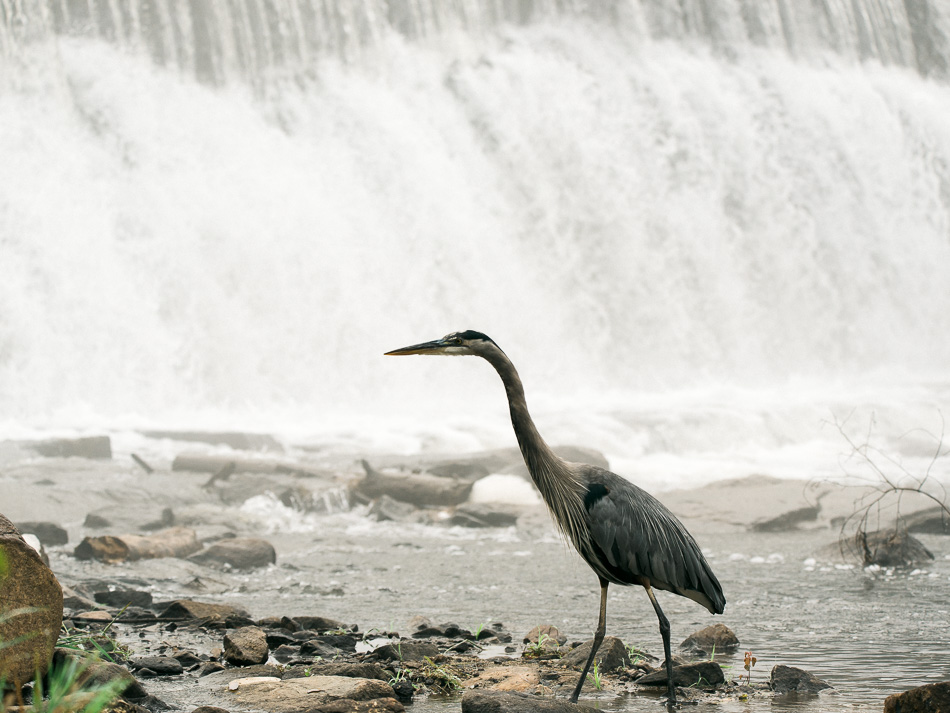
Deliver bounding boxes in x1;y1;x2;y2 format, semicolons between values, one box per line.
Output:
645;585;676;705
570;578;609;703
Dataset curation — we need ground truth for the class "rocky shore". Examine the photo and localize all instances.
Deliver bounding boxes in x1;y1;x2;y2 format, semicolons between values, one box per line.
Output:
2;432;948;712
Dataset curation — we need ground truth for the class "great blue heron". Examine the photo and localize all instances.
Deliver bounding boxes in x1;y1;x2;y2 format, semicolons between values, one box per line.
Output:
386;330;725;704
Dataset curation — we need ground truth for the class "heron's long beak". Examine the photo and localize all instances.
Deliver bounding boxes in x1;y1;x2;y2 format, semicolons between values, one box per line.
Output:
384;338;449;356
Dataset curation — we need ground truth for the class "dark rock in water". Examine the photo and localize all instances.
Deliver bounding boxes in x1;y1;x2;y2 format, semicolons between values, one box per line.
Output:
84;513;112;528
461;690;586;712
0;514;64;688
74;527;202;563
449;503;520;528
27;435;112;459
372;640;440;662
523;624;567;646
14;521;68;546
856;529;934;567
271;644;300;663
356;460;473;507
141;430;284;452
368;495;420;523
751;506;820;532
141;508;175;531
560;636;629;671
904;507;950;535
300;639;346;658
265;630;297;648
130;656;184;676
282;663;390;681
172;650;202;668
95;588;154;608
159;599;251;622
191;708;230;713
62;584;99;612
188;537;276;570
224;626;269;666
884;681;950;712
197;662;226;677
637;661;725;687
769;664;833;694
679;623;739;654
292;615;348;632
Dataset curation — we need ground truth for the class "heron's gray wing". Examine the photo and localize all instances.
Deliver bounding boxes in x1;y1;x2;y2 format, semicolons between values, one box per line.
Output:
581;468;725;613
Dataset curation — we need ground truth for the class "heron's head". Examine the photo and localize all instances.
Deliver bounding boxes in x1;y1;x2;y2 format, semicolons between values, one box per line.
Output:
385;330;501;358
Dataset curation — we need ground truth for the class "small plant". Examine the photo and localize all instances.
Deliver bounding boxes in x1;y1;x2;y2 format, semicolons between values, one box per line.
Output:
421;656;462;693
587;660;603;691
523;632;560;658
472;622;487;640
743;651;757;685
388;667;410;685
624;642;645;666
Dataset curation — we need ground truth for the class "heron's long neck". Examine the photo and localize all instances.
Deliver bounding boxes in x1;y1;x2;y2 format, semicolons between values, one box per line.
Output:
482;350;583;514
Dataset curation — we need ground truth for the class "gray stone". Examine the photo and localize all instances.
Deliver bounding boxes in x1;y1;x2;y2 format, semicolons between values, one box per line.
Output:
523;624;567;645
637;661;724;687
461;690;592;712
560;636;629;672
224;626;269;666
904;507;950;535
188;538;276;570
281;663;390;681
130;656;184;676
751;506;820;532
292;616;348;632
769;664;833;694
14;521;68;546
94;588;153;608
159;599;251;622
0;513;64;687
679;623;739;654
884;681;950;712
371;640;439;662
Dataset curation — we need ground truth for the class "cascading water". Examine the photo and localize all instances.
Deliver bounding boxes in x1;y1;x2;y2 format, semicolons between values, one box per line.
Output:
1;1;949;484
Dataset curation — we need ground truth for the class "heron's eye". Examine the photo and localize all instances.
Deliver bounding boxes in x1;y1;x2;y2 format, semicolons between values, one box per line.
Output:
452;337;463;345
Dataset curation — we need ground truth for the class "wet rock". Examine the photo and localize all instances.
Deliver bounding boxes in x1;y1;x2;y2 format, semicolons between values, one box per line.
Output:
223;675;403;712
282;663;390;681
411;622;472;639
188;537;276;570
560;636;629;671
159;599;251;622
197;662;226;677
769;664;833;694
637;661;724;687
271;644;301;663
74;527;202;563
141;508;175;531
26;435;112;459
14;521;68;546
371;640;440;662
130;656;184;676
524;624;567;646
52;649;149;700
855;529;934;567
141;430;284;452
0;513;64;688
461;690;587;712
191;708;230;713
904;507;950;535
462;665;541;693
224;626;269;666
355;460;473;507
83;513;112;529
679;623;739;654
367;495;420;523
750;506;820;532
448;503;520;528
293;615;348;632
62;584;99;612
884;681;950;712
94;588;154;608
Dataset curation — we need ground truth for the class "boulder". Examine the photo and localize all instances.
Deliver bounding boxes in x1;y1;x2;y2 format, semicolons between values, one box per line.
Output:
855;529;934;567
74;527;202;563
679;623;739;654
159;600;251;622
884;681;950;712
0;514;64;688
188;538;276;570
560;636;629;672
637;661;724;687
461;690;589;712
223;626;269;666
14;521;68;546
26;436;112;459
224;675;403;712
769;664;833;694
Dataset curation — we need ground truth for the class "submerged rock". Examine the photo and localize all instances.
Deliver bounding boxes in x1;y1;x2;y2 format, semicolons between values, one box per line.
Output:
188;537;276;570
0;514;64;688
884;681;950;712
679;623;739;654
637;661;725;687
769;664;834;694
